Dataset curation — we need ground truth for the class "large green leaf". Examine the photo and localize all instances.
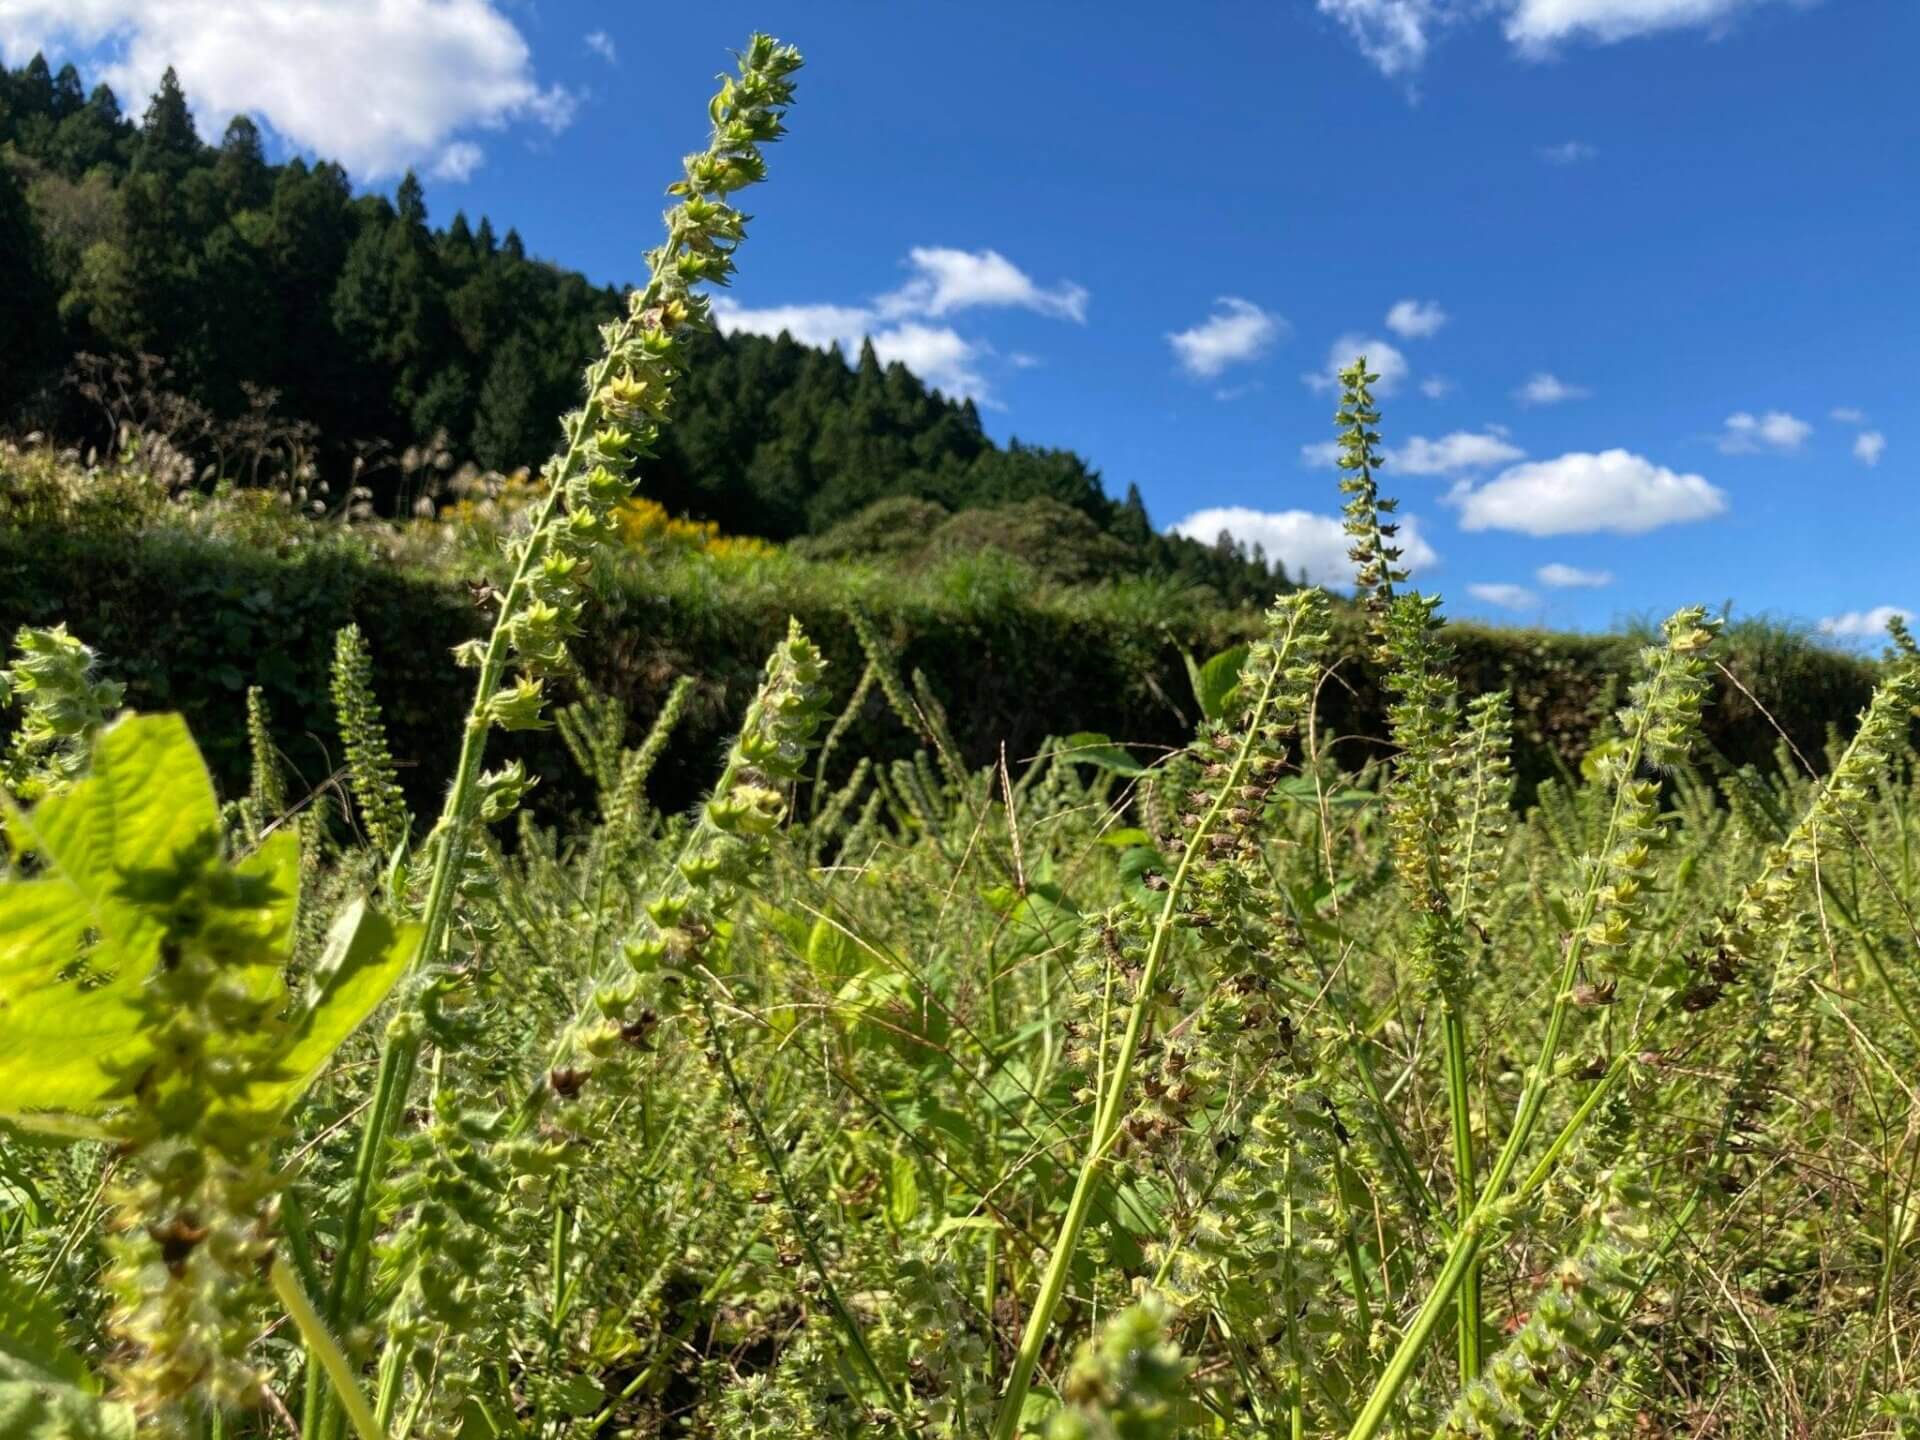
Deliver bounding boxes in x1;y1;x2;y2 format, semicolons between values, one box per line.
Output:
1185;643;1249;723
242;898;420;1118
0;714;356;1131
0;1256;94;1390
0;1257;131;1440
0;715;231;1118
1059;732;1148;777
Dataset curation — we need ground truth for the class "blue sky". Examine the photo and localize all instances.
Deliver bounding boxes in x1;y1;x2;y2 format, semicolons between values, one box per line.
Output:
4;0;1914;638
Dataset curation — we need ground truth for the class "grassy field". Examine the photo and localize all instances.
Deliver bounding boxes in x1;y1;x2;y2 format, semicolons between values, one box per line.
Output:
2;33;1916;1440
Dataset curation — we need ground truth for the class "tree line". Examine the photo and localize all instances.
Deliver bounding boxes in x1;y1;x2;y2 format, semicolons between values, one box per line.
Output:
0;54;1282;601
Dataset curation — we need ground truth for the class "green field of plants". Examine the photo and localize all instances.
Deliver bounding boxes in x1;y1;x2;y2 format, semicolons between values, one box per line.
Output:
3;34;1918;1440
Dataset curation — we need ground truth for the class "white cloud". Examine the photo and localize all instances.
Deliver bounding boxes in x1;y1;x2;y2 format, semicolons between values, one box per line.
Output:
1830;406;1867;424
430;140;484;183
1536;562;1614;588
1455;450;1727;535
1305;334;1410;395
1394;431;1526;475
1515;372;1591;406
1819;606;1912;641
1168;298;1285;379
1506;0;1778;54
877;248;1087;323
1538;140;1598;164
1168;506;1438;588
708;247;1086;406
710;300;993;405
1300;430;1522;475
709;300;876;350
1854;431;1887;467
0;0;578;180
1718;409;1811;454
1468;582;1539;611
1315;0;1442;78
584;30;616;63
868;324;991;405
1420;376;1453;399
1319;0;1787;76
1386;298;1448;339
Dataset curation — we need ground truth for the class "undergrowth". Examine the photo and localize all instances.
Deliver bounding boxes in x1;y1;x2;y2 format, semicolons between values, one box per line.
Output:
2;32;1917;1440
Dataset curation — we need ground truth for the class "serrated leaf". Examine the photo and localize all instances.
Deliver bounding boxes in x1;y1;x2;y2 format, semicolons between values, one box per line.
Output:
0;1256;93;1390
1193;644;1250;722
242;898;420;1117
888;1151;920;1230
1059;732;1148;777
0;715;244;1120
0;1382;135;1440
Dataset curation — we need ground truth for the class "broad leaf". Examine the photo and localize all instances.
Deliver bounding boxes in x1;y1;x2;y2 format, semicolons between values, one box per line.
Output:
242;898;420;1117
1059;732;1148;777
1190;644;1249;722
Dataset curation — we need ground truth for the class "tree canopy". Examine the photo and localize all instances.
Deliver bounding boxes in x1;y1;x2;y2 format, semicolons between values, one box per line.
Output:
0;54;1282;601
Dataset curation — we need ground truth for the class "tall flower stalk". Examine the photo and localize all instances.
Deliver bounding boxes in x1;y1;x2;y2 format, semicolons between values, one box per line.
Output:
311;29;803;1422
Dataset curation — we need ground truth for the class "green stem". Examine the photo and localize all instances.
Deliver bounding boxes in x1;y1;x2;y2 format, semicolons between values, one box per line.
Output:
272;1257;387;1440
1441;1003;1481;1381
1344;646;1679;1440
698;988;911;1435
990;613;1310;1440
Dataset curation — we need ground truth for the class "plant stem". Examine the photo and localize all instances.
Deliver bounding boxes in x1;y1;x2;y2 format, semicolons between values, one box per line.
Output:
272;1256;387;1440
990;614;1307;1440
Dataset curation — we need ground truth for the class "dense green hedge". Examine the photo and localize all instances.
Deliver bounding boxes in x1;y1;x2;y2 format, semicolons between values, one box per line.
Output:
0;521;1882;823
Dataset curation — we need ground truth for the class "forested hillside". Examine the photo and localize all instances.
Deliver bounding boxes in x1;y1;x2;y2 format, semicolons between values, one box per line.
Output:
0;53;1275;598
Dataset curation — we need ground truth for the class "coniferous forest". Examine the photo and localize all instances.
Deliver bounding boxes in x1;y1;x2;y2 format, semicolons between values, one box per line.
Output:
0;53;1276;600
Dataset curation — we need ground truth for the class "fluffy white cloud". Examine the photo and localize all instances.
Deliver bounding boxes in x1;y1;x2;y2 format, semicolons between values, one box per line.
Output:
709;300;876;350
1830;406;1867;424
0;0;578;180
1386;298;1448;339
710;300;991;404
1855;431;1887;467
1394;431;1526;475
1538;140;1598;164
1514;372;1590;406
1468;582;1538;611
1506;0;1777;54
1305;334;1410;395
584;30;616;63
1300;430;1522;475
1315;0;1441;77
1419;376;1453;399
1718;409;1811;454
1454;450;1727;535
430;140;484;183
1317;0;1779;76
709;247;1085;406
1168;506;1438;588
1168;298;1285;379
1820;606;1913;641
867;324;990;405
1536;562;1613;588
877;248;1088;323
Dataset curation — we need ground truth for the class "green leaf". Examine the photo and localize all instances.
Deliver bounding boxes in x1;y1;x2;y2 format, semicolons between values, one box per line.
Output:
1192;644;1250;722
1097;827;1152;848
0;1257;130;1440
243;898;420;1118
805;916;864;984
1059;732;1148;777
0;715;235;1121
0;1382;134;1440
0;1256;94;1390
888;1151;921;1231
